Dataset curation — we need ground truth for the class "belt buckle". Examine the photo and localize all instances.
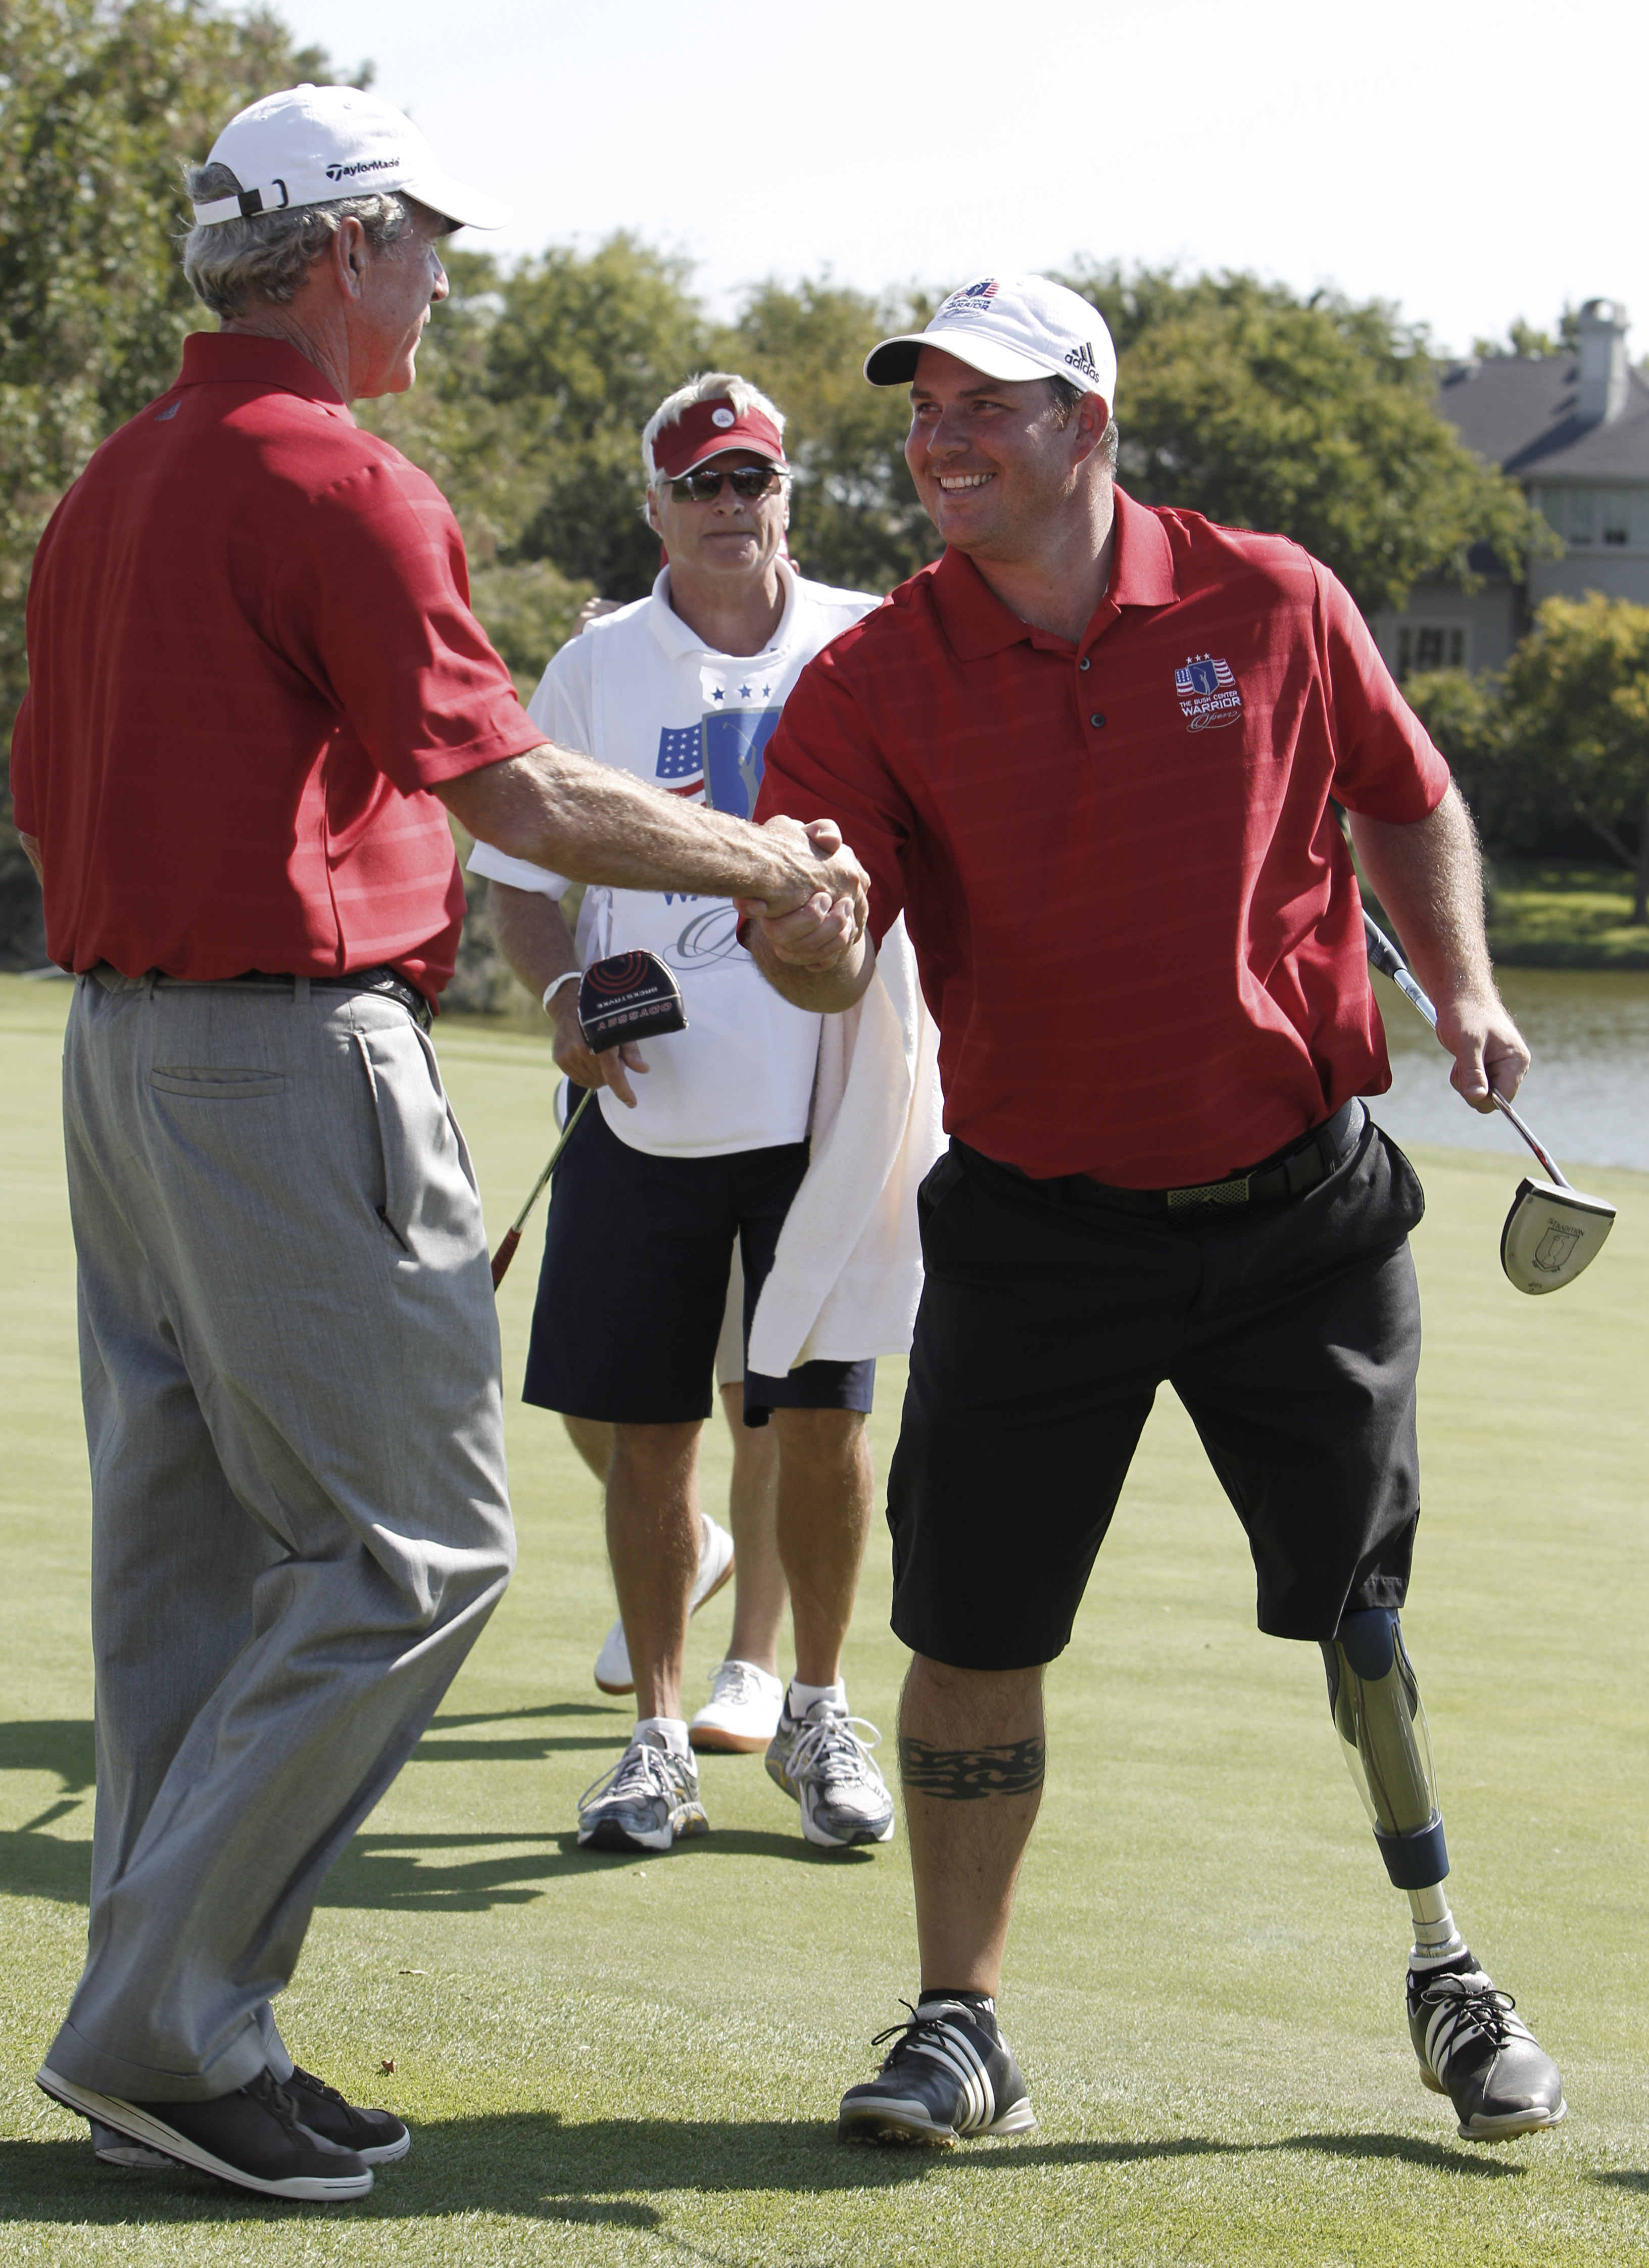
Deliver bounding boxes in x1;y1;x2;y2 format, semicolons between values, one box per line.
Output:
1166;1175;1250;1213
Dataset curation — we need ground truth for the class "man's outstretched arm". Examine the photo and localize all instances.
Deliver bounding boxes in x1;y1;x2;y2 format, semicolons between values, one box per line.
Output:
1347;782;1528;1111
438;746;865;935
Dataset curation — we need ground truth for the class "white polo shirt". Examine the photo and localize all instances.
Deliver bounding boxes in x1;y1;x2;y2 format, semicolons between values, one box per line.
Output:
468;560;879;1158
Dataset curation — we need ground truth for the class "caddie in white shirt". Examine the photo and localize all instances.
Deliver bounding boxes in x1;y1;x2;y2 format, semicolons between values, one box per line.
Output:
471;372;942;1857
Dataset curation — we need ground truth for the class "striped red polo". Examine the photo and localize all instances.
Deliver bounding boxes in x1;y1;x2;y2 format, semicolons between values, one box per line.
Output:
754;490;1450;1186
10;332;543;998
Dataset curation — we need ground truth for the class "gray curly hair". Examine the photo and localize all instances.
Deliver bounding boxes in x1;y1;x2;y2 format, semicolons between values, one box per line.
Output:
180;162;430;318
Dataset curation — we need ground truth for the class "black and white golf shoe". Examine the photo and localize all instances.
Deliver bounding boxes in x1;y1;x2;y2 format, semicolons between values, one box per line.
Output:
38;2065;373;2200
838;1998;1036;2146
1408;1954;1566;2139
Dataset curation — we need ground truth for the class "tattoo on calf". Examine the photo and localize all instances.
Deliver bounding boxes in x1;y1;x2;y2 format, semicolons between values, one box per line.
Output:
898;1736;1046;1801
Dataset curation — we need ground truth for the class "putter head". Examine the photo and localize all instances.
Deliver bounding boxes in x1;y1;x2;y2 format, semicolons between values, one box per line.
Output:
1499;1178;1616;1295
577;950;687;1054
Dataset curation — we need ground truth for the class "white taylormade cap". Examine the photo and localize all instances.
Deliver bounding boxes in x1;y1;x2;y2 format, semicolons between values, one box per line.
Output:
191;83;511;231
864;272;1116;401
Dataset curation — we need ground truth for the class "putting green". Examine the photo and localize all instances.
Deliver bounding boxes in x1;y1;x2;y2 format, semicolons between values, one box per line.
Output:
3;973;1646;2265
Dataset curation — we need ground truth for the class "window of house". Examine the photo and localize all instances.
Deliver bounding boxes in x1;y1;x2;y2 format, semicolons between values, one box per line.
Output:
1396;625;1466;675
1601;491;1633;545
1567;488;1596;544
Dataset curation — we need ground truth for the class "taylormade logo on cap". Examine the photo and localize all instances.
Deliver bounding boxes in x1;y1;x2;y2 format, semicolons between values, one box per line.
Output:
190;82;511;233
863;272;1118;404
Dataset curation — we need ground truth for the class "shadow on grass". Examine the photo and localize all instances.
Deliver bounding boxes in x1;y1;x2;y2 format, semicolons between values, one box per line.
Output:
1273;2132;1519;2179
1593;2169;1649;2192
0;1717;95;1793
0;2113;1520;2226
316;1825;871;1911
428;1703;627;1730
0;1825;89;1904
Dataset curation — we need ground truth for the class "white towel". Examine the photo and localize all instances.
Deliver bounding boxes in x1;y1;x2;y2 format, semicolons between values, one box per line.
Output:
747;915;944;1376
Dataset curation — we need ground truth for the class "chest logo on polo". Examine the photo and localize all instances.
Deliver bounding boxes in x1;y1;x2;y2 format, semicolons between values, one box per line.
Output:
1174;653;1243;732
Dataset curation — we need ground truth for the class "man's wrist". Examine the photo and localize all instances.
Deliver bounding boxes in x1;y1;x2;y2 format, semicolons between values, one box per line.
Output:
542;970;579;1015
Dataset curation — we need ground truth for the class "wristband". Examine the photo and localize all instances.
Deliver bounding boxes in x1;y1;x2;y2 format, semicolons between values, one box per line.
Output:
542;971;580;1015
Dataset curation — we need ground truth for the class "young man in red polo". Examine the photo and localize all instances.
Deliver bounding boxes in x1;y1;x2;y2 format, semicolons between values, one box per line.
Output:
746;274;1566;2148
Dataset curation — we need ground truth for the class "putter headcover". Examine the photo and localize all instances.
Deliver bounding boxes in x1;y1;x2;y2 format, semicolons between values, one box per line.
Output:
577;950;687;1054
1500;1177;1616;1295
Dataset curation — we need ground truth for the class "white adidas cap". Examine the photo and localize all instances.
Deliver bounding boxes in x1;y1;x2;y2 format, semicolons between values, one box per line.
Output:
192;83;510;232
865;272;1116;403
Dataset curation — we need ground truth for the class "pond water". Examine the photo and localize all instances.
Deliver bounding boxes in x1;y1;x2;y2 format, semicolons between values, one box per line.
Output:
1370;966;1649;1176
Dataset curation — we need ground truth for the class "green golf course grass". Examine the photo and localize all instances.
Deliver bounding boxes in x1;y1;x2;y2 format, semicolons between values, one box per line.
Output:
2;971;1646;2265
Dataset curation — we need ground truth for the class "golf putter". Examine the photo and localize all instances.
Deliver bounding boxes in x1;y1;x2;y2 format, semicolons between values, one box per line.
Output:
1363;912;1615;1295
490;950;688;1288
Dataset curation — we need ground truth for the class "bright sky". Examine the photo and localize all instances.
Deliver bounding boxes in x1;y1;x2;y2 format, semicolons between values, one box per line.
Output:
275;0;1646;361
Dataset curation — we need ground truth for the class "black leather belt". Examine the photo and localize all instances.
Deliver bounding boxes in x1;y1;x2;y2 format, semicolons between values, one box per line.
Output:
141;965;434;1031
1008;1099;1366;1221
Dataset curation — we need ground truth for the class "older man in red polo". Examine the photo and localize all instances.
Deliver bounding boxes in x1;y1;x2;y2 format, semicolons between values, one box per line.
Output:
12;82;860;2203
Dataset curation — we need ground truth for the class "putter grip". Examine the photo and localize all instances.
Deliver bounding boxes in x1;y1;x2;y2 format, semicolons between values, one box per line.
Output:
490;1226;521;1290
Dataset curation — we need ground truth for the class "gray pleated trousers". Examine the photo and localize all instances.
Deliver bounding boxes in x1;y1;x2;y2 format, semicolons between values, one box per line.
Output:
47;970;515;2102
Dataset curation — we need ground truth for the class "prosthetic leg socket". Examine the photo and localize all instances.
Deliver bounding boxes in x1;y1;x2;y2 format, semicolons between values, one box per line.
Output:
1321;1609;1449;1891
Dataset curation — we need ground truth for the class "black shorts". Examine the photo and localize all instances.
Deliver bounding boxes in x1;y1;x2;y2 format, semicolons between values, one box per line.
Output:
887;1107;1425;1668
523;1096;876;1428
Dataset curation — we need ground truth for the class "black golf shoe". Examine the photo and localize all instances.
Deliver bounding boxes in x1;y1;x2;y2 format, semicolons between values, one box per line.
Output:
90;2064;409;2169
285;2065;410;2163
40;2064;373;2199
1408;1954;1567;2139
838;1997;1036;2145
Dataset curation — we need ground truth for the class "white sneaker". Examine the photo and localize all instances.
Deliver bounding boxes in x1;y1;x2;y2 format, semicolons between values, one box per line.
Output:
593;1513;736;1694
690;1659;785;1753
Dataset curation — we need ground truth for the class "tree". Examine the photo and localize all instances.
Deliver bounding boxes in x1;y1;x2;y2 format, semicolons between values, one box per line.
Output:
1;0;358;961
1063;266;1553;619
716;278;941;593
1501;596;1649;921
1408;597;1649;918
1471;309;1579;361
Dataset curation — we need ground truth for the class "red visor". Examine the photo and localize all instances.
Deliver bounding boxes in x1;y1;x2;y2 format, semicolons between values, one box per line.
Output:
651;398;787;482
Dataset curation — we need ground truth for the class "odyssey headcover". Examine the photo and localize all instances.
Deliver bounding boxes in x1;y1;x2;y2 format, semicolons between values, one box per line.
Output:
577;950;687;1053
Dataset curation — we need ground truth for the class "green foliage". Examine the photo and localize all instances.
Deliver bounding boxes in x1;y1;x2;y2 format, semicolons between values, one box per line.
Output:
1471;308;1580;360
1064;265;1553;617
1408;596;1649;919
1502;595;1649;919
713;278;941;594
0;0;357;955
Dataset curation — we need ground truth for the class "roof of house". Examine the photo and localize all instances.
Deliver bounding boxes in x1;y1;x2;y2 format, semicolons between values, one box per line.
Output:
1436;357;1649;482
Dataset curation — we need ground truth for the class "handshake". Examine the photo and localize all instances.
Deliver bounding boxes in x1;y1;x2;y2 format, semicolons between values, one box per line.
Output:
737;815;870;978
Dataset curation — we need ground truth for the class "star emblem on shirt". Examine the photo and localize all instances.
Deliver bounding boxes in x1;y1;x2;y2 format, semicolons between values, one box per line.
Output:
710;687;724;701
739;684;752;699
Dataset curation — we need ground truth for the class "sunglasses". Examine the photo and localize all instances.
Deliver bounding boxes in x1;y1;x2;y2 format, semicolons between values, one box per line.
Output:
669;465;783;502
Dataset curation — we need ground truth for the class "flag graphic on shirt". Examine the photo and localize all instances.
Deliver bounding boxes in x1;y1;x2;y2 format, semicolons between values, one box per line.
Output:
655;724;705;796
702;709;782;820
1173;654;1243;732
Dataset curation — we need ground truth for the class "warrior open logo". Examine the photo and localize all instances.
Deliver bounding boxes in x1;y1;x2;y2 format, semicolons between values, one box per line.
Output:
1174;654;1244;733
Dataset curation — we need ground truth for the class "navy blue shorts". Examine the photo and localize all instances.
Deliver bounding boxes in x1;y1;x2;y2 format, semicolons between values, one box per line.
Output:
889;1111;1426;1667
522;1095;877;1428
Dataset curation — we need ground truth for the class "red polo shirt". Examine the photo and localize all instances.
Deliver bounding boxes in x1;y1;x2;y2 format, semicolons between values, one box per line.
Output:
10;332;544;997
755;490;1450;1186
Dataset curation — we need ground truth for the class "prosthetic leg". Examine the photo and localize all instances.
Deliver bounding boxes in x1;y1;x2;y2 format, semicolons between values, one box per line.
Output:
1321;1609;1565;2139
